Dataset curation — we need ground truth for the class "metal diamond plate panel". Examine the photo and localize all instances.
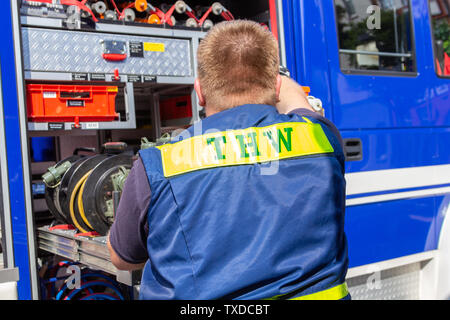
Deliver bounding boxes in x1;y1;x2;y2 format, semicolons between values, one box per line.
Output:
347;263;420;300
22;27;192;77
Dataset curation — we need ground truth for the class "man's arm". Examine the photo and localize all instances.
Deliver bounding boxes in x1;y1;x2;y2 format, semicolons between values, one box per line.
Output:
107;157;151;271
277;76;343;148
276;76;317;114
107;236;146;271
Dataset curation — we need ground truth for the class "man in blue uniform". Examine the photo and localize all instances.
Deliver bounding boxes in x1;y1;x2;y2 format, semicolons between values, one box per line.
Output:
107;20;349;300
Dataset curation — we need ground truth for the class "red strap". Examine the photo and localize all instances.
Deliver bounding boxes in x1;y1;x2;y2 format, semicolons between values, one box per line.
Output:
118;3;136;20
185;8;199;24
198;6;213;26
60;0;99;22
162;4;177;25
73;116;81;129
114;68;120;81
109;0;121;15
49;224;76;231
102;53;127;62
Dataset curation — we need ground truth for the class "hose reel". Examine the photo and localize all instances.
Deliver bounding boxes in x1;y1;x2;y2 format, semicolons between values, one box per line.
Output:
81;154;133;235
43;142;136;236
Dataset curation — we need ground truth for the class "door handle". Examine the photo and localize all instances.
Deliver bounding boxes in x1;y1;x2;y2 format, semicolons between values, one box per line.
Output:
343;138;363;161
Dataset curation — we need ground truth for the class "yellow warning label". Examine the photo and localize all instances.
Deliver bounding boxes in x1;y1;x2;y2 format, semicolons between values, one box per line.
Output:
144;42;165;52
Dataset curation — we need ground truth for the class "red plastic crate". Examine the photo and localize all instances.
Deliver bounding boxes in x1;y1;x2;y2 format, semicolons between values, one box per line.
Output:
160;95;193;121
26;84;119;123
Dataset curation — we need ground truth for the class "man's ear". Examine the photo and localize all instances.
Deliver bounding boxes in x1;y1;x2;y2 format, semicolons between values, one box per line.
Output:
275;74;282;103
194;78;206;107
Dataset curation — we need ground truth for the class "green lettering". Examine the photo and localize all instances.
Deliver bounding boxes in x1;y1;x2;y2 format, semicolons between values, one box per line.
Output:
206;136;227;160
278;128;293;152
263;130;279;153
235;132;260;158
247;132;261;157
235;135;249;158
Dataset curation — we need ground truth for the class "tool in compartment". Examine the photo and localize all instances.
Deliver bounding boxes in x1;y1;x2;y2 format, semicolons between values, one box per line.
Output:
109;0;136;21
121;7;136;21
195;2;234;29
91;0;107;16
134;0;176;26
22;1;237;28
43;155;84;225
21;0;68;19
63;0;99;22
174;0;200;27
42;151;131;235
41;140;157;236
40;133;176;236
80;152;133;236
23;0;99;21
104;9;118;20
172;1;235;29
61;154;108;232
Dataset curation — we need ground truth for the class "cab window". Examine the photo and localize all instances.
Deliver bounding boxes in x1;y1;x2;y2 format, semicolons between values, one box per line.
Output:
334;0;415;74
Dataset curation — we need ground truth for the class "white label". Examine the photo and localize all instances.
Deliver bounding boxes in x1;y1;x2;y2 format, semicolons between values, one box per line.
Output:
43;92;57;99
85;122;99;129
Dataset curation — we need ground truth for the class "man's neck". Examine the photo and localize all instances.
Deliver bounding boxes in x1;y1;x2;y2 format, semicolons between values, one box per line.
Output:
204;103;275;118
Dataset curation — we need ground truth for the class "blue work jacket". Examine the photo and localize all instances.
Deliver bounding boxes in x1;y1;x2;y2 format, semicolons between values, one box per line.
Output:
138;104;348;300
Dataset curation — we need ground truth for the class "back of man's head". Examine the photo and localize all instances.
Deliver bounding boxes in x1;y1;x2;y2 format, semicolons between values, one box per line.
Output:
197;20;280;113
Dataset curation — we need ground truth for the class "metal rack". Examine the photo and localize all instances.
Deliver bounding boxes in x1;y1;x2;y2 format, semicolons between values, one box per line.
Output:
37;225;141;286
23;11;206;289
5;0;289;299
21;15;207;132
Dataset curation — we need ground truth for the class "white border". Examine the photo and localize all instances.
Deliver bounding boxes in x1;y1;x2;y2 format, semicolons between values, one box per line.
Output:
346;186;450;206
345;165;450;206
346;164;450;196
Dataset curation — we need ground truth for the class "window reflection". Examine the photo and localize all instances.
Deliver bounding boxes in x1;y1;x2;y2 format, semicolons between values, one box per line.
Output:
430;0;450;77
335;0;415;73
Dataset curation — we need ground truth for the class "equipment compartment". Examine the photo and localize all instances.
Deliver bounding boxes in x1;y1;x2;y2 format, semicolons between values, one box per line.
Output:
20;1;279;33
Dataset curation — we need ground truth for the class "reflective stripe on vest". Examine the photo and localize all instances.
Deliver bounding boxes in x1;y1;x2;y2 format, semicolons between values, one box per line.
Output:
157;118;334;178
267;283;349;300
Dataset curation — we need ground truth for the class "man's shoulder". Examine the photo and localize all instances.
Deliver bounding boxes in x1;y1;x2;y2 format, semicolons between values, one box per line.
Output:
288;108;344;148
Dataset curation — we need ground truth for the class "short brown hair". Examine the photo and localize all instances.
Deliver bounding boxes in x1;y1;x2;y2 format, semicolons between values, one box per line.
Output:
197;20;280;112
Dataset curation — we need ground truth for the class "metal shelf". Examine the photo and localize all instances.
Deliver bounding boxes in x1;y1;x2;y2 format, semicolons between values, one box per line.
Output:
24;13;203;288
37;225;141;286
20;15;208;39
24;71;195;85
21;14;203;131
